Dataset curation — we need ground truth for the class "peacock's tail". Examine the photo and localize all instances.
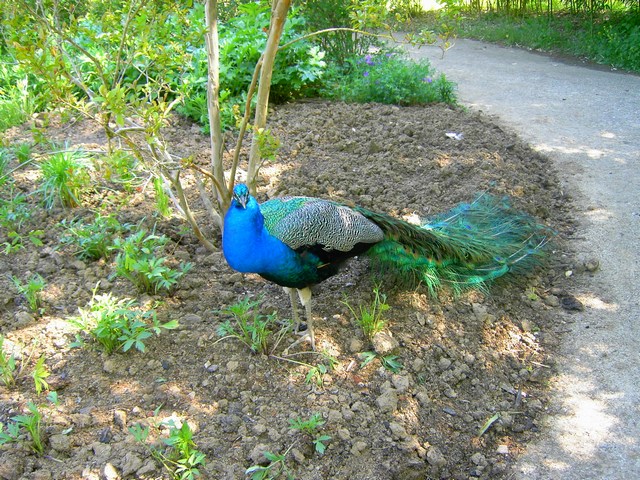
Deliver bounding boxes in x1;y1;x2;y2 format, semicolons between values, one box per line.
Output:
357;194;553;297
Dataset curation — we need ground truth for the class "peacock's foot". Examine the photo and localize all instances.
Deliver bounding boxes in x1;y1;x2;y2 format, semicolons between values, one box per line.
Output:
282;331;315;356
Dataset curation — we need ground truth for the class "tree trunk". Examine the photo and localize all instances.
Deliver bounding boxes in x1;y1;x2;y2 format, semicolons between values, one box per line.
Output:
247;0;292;195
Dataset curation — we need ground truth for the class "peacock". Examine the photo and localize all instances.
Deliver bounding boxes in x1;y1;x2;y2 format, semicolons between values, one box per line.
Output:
222;183;551;351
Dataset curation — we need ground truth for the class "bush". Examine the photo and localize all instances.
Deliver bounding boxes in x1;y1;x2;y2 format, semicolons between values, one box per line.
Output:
178;2;326;131
323;52;456;105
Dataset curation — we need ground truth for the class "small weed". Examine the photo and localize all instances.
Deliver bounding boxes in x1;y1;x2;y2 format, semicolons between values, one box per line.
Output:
12;273;46;314
130;417;206;480
69;289;179;354
98;149;139;189
60;214;128;261
37;148;92;208
13;143;32;164
290;413;331;455
1;230;43;255
112;229;192;294
0;335;17;388
289;412;324;435
343;286;390;340
216;297;286;354
360;351;403;373
0;190;32;231
245;447;293;480
32;355;50;395
0;401;45;455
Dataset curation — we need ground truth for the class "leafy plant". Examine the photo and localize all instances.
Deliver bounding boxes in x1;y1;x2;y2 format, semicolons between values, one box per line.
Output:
32;355;50;395
0;189;32;231
323;51;456;105
1;229;43;255
130;417;206;480
13;142;32;164
0;401;45;455
343;286;390;340
289;412;331;454
0;335;17;388
69;290;178;354
97;149;139;190
245;447;294;480
216;297;285;354
112;229;192;294
360;351;403;373
12;273;46;314
60;214;128;261
37;149;92;208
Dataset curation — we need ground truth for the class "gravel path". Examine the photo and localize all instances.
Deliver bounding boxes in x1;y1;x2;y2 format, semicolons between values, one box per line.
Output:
403;38;640;479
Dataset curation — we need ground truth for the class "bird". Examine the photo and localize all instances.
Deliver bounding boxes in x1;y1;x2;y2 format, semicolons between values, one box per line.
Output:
222;183;552;351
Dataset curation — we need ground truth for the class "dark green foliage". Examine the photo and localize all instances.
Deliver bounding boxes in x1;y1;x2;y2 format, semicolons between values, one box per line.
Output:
37;149;92;209
60;214;128;261
112;229;192;294
178;2;325;131
298;0;383;64
322;52;457;105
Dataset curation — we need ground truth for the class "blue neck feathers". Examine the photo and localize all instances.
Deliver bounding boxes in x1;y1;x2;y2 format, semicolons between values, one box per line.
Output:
223;194;318;288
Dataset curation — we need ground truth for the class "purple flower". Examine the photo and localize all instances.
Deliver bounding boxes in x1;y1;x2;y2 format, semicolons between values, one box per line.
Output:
364;54;374;65
363;71;369;77
422;77;433;83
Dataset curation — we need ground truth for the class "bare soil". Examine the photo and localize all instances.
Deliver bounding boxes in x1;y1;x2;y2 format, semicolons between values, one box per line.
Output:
0;100;580;479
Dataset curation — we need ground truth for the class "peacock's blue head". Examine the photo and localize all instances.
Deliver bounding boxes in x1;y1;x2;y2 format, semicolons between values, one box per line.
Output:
232;183;250;209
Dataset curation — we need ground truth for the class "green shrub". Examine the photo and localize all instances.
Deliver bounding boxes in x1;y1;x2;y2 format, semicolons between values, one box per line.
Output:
60;214;128;261
178;2;326;131
323;52;456;105
69;291;178;354
37;149;92;209
112;229;192;294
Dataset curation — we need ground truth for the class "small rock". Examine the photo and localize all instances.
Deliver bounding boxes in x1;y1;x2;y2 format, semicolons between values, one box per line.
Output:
426;446;446;467
103;463;119;480
32;470;52;480
388;421;408;440
470;452;487;466
227;360;240;372
337;428;351;441
561;295;584;312
376;388;398;413
543;295;560;307
438;357;452;370
49;433;72;453
328;409;343;423
496;444;509;455
351;440;368;455
291;447;305;464
181;313;202;326
121;452;144;477
14;311;35;327
584;258;600;272
391;374;410;393
349;337;364;353
411;357;425;372
249;443;271;466
113;410;127;429
371;331;399;355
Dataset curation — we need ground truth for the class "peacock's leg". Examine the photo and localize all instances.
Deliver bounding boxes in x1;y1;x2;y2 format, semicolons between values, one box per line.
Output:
297;287;315;350
283;287;315;354
284;287;302;333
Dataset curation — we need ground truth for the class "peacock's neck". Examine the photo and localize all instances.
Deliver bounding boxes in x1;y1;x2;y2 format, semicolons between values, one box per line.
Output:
223;197;297;277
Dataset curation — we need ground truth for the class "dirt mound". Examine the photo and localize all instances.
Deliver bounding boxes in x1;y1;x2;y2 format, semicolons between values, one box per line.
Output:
0;101;578;479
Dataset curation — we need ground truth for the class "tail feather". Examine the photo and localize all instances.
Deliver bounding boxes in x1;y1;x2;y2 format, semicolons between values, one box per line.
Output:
358;195;553;296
